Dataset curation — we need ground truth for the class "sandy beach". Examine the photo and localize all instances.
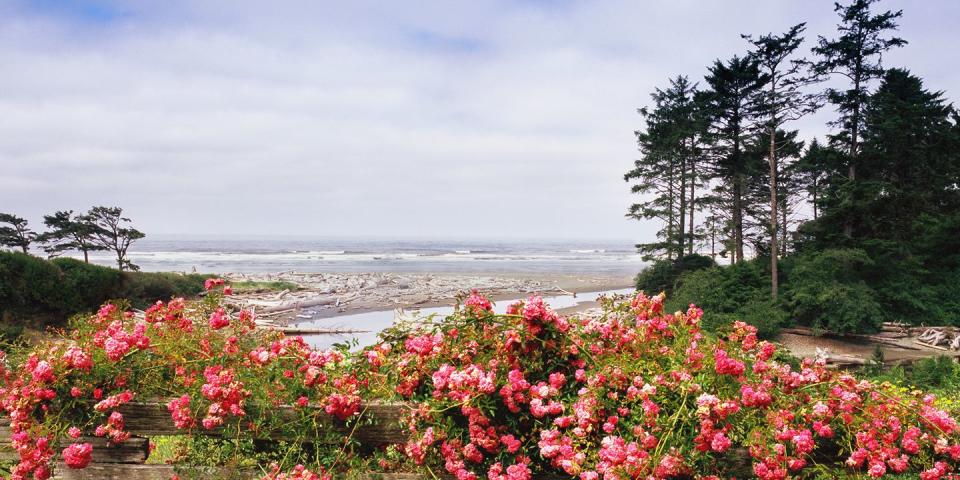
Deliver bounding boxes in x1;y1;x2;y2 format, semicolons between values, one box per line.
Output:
225;271;635;326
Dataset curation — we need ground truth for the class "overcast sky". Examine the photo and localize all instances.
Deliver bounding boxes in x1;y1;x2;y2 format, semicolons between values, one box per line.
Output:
0;0;956;241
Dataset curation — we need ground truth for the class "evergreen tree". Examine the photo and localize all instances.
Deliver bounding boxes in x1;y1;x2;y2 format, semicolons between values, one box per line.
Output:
744;129;805;256
745;23;820;298
859;69;960;244
626;77;709;261
702;56;766;263
39;210;105;262
793;139;838;221
627;99;682;261
0;213;35;254
811;0;907;238
86;206;146;271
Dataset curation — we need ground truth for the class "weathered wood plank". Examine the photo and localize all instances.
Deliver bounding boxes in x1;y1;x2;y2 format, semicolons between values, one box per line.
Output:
0;436;149;464
115;401;409;444
0;401;409;444
51;464;431;480
52;464;176;480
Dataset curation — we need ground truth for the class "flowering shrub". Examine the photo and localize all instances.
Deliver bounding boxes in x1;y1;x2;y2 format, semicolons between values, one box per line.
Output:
371;291;960;479
0;281;365;480
2;282;960;479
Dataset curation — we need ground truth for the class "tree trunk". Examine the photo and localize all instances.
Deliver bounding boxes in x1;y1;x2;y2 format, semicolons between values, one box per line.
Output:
678;155;687;260
710;220;716;261
667;164;675;261
688;154;696;256
781;197;788;257
21;244;28;254
844;73;861;239
733;177;744;264
769;124;779;301
812;181;819;220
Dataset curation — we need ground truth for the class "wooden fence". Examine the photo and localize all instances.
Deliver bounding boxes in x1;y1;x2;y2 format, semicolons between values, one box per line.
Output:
0;401;412;479
0;401;771;479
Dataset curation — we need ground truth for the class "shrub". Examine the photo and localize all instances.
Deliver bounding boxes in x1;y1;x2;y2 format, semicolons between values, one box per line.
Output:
634;254;716;295
117;271;207;309
783;249;885;333
4;285;960;479
667;261;782;336
0;252;210;326
908;356;960;390
0;323;24;345
51;257;122;313
0;251;67;318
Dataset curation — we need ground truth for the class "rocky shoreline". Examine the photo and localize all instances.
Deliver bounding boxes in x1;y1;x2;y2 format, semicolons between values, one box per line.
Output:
224;271;634;326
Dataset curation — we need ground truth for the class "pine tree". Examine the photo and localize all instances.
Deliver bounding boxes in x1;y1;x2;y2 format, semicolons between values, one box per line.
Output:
39;210;106;262
0;213;35;254
626;77;709;260
859;69;960;243
627;101;682;261
745;23;820;299
793;139;838;221
811;0;907;238
702;56;766;263
86;206;146;271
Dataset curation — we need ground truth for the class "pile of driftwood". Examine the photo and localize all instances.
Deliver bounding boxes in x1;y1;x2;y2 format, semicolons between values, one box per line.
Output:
780;322;960;368
914;326;960;351
230;289;351;320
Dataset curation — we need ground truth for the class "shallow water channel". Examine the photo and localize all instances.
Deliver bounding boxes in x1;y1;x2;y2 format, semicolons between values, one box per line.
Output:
296;287;635;350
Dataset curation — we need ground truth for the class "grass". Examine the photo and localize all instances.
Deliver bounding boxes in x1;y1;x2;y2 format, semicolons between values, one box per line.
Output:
147;436;182;464
227;280;300;294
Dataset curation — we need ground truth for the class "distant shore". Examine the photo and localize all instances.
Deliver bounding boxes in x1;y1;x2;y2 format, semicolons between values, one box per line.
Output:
224;270;635;325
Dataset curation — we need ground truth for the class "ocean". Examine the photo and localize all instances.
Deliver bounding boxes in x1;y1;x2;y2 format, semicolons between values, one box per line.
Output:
77;236;645;275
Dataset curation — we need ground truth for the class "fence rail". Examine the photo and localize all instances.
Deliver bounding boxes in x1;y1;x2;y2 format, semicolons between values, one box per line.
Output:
1;400;763;479
0;400;413;479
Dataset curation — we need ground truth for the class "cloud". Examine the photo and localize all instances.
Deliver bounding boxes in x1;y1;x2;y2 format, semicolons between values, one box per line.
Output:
0;0;956;240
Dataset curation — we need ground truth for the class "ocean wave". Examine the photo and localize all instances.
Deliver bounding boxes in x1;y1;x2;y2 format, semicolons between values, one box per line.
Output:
74;240;645;274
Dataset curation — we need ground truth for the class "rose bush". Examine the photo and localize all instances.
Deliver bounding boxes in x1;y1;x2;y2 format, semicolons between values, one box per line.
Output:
0;280;358;480
1;280;960;479
371;291;960;480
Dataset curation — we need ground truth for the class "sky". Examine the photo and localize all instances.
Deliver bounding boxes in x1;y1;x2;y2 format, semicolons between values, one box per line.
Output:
0;0;957;241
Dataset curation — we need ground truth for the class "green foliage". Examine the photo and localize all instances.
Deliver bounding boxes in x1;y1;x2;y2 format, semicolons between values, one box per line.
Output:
634;254;715;295
0;251;207;326
51;257;123;312
783;249;885;333
0;213;35;253
867;356;960;392
736;298;791;339
665;260;788;338
228;280;300;293
0;251;69;319
0;323;25;346
669;261;766;314
908;356;960;390
118;271;207;309
85;206;146;271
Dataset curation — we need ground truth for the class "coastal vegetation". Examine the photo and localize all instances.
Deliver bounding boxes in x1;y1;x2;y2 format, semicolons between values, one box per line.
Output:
0;252;208;331
0;206;144;271
3;285;960;479
0;253;299;334
627;0;960;334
